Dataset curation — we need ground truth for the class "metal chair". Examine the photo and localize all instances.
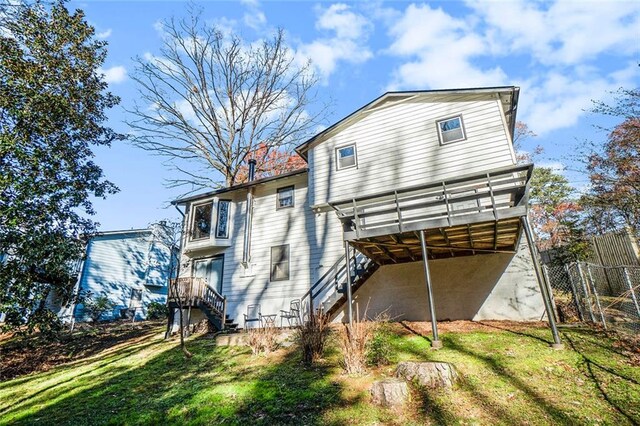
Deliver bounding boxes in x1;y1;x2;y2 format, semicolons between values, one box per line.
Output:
280;299;301;327
243;304;262;330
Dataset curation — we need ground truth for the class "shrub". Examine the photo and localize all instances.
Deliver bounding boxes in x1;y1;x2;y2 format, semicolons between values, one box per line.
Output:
338;320;372;375
84;295;114;323
366;318;393;367
247;326;279;355
339;312;393;374
146;302;168;320
295;311;330;366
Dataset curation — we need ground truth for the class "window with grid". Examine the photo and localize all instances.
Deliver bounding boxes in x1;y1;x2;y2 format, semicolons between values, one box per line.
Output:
277;186;294;209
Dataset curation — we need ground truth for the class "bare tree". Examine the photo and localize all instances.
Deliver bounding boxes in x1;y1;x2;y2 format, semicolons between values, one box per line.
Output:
151;220;192;358
513;121;542;164
127;9;323;193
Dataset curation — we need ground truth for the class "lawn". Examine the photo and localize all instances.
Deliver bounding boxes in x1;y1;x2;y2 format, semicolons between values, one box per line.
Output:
1;321;639;425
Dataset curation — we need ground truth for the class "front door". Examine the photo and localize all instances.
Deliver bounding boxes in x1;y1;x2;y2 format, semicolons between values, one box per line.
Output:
193;256;224;293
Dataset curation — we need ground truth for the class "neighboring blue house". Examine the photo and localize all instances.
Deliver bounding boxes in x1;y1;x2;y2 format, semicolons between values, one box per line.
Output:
69;225;176;322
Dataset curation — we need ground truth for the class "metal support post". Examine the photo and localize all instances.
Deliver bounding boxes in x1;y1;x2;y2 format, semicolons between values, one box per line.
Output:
344;241;354;326
577;263;596;323
419;230;442;349
586;264;607;329
542;265;559;323
521;216;564;349
565;264;585;322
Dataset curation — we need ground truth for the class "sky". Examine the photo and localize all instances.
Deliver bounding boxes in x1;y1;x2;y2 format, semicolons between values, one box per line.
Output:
68;0;640;231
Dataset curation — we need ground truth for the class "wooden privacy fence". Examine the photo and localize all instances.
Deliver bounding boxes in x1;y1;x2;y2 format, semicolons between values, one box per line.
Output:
589;228;640;267
544;262;640;335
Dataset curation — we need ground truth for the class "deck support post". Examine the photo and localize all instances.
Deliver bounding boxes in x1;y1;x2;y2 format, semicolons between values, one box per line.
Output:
419;230;442;349
165;305;175;339
521;216;564;349
345;241;354;326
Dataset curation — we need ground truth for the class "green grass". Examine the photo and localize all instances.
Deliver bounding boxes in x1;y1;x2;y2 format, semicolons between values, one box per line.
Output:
1;323;638;425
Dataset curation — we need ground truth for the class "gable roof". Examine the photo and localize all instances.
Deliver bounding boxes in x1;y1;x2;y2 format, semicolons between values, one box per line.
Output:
172;168;308;205
295;86;520;160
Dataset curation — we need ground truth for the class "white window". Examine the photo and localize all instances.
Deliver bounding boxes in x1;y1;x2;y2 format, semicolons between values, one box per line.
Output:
270;244;290;281
191;202;213;240
277;186;294;209
436;115;466;144
336;144;357;170
215;200;230;239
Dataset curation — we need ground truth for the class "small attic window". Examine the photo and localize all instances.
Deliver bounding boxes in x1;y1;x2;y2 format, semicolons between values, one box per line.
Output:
436;115;466;144
336;144;357;170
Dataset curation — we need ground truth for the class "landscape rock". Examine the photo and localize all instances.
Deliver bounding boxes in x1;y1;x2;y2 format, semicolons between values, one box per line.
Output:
370;379;409;407
396;361;458;389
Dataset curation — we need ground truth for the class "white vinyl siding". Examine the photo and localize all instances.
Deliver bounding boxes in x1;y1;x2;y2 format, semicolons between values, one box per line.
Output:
213;173;344;321
308;95;516;207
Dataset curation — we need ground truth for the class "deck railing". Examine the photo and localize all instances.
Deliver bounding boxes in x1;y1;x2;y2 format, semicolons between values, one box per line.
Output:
330;163;533;240
169;277;226;317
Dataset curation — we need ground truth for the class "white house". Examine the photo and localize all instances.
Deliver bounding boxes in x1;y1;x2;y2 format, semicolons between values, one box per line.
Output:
170;87;563;347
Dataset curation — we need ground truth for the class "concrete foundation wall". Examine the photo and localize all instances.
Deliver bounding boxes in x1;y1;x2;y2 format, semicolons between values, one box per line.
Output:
338;237;544;322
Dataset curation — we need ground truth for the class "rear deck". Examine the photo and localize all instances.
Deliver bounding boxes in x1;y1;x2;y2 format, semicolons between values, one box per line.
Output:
330;163;532;264
327;163;563;348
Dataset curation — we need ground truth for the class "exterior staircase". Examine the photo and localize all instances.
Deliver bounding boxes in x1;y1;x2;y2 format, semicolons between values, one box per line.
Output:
168;277;234;332
302;250;379;319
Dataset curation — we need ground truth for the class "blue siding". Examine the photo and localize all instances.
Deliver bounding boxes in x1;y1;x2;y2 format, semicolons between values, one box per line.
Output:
74;230;172;322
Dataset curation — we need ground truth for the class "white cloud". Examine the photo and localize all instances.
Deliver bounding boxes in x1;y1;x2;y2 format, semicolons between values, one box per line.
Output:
382;1;640;133
296;4;373;82
96;28;112;39
98;65;127;84
240;0;267;31
386;4;507;90
467;0;640;66
517;61;637;135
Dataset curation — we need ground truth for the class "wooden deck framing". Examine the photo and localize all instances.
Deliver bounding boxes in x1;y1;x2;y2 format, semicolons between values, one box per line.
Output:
330;164;532;264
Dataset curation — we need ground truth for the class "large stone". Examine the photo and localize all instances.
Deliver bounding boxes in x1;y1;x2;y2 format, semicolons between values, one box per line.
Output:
396;361;458;389
371;379;409;407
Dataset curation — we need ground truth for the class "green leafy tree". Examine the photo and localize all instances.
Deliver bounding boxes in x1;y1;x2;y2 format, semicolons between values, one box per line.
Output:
583;88;640;235
529;167;588;262
0;1;122;334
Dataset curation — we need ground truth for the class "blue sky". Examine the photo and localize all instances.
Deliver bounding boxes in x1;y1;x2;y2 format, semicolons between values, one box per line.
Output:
70;0;640;231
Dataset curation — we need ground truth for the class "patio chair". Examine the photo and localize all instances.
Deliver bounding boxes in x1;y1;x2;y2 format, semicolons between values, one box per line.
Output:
243;304;262;330
280;299;301;327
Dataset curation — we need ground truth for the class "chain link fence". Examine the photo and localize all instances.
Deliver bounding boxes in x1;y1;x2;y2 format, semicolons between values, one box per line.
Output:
544;262;640;334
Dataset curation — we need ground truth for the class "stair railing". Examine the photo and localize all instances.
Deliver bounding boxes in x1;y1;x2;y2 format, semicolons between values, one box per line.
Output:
202;282;226;319
300;254;345;317
301;249;374;319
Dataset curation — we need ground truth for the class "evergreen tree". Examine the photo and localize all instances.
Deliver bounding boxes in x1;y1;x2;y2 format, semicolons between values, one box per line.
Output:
0;1;122;334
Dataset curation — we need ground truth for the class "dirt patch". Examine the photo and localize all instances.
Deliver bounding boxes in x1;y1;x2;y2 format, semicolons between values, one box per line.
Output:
395;320;549;336
0;320;164;381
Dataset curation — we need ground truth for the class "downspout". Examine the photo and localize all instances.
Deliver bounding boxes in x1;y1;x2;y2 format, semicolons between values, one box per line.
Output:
172;203;185;281
242;159;257;267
